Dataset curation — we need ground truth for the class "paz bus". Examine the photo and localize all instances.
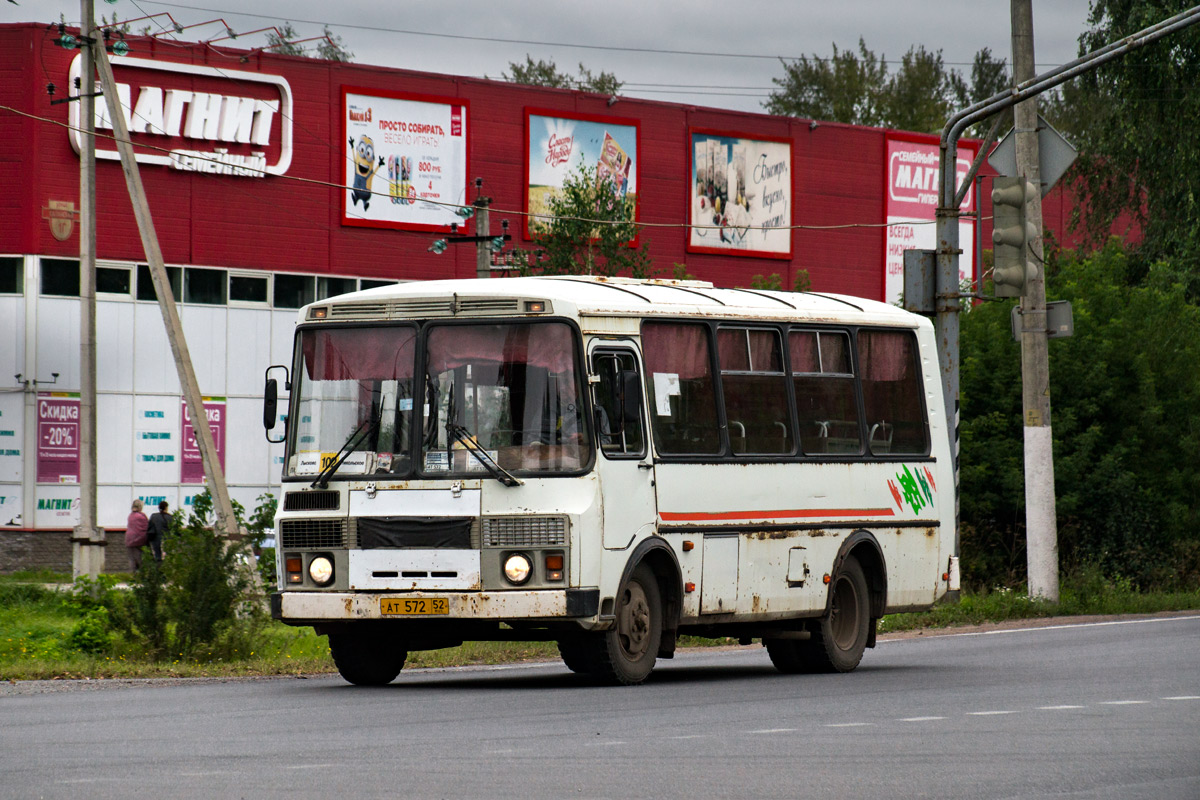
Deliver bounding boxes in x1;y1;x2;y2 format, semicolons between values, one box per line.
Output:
263;275;959;685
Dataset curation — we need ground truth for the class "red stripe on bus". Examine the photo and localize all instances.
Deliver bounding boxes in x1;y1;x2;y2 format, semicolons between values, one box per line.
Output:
659;508;896;522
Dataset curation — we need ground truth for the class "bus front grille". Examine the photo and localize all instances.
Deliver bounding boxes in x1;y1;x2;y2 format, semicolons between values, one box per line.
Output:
283;490;340;511
482;516;567;547
280;518;348;549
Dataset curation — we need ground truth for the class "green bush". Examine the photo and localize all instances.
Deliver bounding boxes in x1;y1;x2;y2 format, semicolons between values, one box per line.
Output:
66;607;111;654
961;240;1200;591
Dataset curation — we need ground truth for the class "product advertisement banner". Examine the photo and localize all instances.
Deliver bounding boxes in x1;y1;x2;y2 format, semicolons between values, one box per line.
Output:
525;111;638;237
885;135;977;305
36;393;80;484
180;398;226;485
688;131;792;258
342;89;468;230
134;399;177;485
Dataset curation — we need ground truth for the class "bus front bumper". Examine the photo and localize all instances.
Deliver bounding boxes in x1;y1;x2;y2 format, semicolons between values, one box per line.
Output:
271;589;599;622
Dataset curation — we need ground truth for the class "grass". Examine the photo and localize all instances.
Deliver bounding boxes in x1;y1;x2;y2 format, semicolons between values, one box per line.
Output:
2;571;1197;681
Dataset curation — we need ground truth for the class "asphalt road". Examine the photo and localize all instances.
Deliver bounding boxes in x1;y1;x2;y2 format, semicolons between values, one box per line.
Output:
2;614;1198;799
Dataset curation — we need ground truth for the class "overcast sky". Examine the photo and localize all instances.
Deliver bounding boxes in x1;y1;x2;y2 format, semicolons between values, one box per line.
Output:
5;1;1096;114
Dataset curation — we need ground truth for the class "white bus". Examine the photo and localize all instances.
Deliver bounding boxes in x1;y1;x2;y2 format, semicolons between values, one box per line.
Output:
264;276;958;685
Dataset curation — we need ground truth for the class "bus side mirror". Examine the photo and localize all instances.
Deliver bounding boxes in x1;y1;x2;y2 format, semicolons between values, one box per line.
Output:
264;365;289;444
619;370;642;424
264;378;278;431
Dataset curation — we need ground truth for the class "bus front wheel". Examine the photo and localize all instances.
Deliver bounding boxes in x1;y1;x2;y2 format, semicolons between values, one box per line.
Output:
566;564;662;685
766;554;870;674
328;632;408;686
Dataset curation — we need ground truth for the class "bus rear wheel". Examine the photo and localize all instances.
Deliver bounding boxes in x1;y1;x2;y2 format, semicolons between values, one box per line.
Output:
565;564;662;685
328;632;408;686
766;554;870;674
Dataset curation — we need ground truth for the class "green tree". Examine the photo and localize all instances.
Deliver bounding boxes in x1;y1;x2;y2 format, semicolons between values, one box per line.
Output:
951;47;1011;138
764;38;887;126
530;164;651;278
879;45;955;134
1045;0;1200;294
265;23;353;62
766;40;1009;136
960;240;1200;590
501;56;622;94
265;23;306;56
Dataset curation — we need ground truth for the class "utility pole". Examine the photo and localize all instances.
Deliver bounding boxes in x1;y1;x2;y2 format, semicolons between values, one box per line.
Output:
91;43;241;541
72;0;103;580
1012;0;1059;601
474;196;491;279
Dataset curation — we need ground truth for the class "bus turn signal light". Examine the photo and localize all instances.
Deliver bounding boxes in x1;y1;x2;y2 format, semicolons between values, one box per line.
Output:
684;582;695;593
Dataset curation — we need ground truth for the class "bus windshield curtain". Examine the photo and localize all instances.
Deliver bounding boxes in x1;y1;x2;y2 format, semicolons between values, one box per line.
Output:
302;327;416;381
426;323;573;374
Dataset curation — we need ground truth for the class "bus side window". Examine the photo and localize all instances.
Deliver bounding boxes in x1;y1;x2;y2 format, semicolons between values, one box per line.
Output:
717;327;792;455
592;351;645;457
790;330;861;455
858;330;929;455
641;322;721;455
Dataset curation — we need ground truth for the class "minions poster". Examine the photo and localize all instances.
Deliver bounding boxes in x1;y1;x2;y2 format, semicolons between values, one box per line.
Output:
342;88;468;231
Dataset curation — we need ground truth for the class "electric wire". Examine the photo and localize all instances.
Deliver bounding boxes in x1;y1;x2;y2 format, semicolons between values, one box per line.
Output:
0;101;954;234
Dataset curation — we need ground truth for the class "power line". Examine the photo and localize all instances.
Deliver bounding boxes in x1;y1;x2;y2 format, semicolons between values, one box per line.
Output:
130;0;1075;70
0;101;944;234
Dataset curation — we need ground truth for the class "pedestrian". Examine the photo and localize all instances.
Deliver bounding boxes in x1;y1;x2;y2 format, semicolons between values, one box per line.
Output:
146;500;170;562
125;498;149;571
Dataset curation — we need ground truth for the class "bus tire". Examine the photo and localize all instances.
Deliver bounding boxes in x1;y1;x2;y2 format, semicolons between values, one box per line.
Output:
556;639;592;674
812;554;871;672
766;554;870;674
328;632;408;686
576;564;662;685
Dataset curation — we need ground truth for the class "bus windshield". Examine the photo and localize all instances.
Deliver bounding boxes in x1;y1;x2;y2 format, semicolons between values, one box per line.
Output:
421;322;591;477
286;321;590;480
288;325;418;479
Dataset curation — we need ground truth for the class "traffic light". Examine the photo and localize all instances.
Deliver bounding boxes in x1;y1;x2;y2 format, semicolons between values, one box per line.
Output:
428;239;447;254
991;176;1038;298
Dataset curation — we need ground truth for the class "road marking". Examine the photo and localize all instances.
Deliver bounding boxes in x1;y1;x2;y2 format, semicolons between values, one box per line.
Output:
589;741;628;747
898;716;945;722
1038;705;1084;710
1099;700;1148;706
920;614;1200;640
967;710;1020;716
284;764;342;770
826;722;874;728
1163;696;1200;701
748;728;796;734
667;734;708;740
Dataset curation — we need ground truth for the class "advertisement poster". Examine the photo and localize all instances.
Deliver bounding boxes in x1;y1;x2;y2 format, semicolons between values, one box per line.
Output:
525;111;638;237
688;131;792;258
36;393;80;484
0;395;22;482
180;398;226;485
342;89;468;230
885;135;977;305
134;399;177;484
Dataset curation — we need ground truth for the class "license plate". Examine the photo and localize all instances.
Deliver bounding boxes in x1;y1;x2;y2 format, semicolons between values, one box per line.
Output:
380;597;449;616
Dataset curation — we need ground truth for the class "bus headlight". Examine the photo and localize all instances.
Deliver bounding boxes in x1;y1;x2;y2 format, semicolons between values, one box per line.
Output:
503;553;532;585
308;555;334;586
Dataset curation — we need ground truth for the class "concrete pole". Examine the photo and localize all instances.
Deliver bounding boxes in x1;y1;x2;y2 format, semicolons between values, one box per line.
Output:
1012;0;1059;600
475;201;491;279
73;0;104;580
91;46;241;541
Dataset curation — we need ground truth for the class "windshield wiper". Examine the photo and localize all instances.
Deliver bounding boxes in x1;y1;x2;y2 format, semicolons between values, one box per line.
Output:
312;407;379;489
446;422;524;487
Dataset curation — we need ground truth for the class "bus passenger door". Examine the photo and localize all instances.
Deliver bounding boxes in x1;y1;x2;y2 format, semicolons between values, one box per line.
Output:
589;344;657;550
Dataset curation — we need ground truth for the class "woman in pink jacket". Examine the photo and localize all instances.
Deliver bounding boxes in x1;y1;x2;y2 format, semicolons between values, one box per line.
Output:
125;499;149;571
